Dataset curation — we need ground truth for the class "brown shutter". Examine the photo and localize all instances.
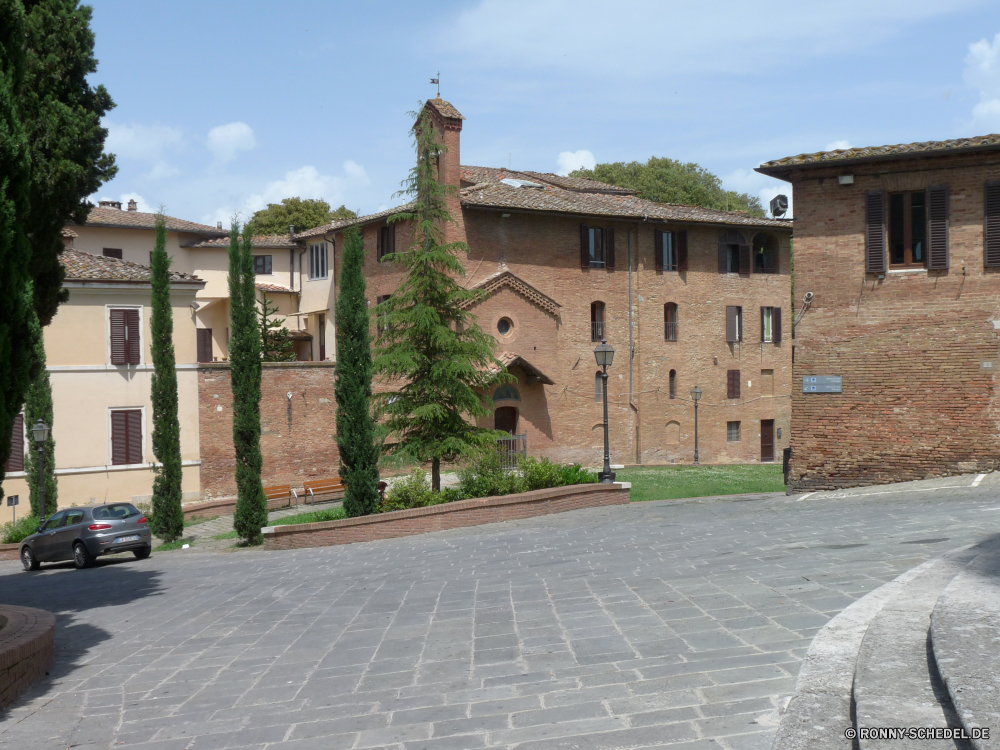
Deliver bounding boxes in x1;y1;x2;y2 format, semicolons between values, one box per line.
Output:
760;306;766;343
727;370;741;399
127;410;143;464
773;307;782;344
865;190;887;273
197;329;213;363
985;181;1000;267
6;413;23;472
654;230;664;271
126;309;141;364
677;230;688;272
580;224;590;268
377;227;383;261
605;227;615;268
726;306;738;343
388;224;395;255
927;185;949;270
111;411;128;465
110;309;126;365
718;240;727;274
739;244;751;275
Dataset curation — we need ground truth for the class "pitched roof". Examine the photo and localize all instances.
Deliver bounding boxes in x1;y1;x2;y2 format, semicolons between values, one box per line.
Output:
74;206;228;235
256;281;296;294
426;96;465;121
62;227;77;239
187;234;295;249
757;133;1000;179
494;352;555;385
59;249;204;285
461;270;561;317
294;204;416;240
461;166;634;195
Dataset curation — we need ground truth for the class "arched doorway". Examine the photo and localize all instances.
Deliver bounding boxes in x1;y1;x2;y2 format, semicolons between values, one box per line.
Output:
494;406;519;434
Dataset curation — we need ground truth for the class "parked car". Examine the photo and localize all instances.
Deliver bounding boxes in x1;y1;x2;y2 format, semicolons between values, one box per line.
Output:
20;503;152;571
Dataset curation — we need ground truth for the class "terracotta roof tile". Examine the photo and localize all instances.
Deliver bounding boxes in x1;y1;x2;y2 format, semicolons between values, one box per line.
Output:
255;281;296;294
461;270;560;317
294;204;416;240
75;206;227;235
426;96;465;120
59;249;203;284
62;228;77;238
461;166;634;195
492;352;555;385
187;234;295;249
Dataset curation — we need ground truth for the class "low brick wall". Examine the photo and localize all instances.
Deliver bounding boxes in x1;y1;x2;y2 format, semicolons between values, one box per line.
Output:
0;605;56;709
262;482;630;551
181;490;344;523
0;543;18;561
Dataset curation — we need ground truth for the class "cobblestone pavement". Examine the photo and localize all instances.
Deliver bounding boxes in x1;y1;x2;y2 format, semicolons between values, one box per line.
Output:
2;473;1000;750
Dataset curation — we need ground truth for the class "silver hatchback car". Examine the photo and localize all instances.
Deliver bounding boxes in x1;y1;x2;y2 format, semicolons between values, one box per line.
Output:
20;503;153;571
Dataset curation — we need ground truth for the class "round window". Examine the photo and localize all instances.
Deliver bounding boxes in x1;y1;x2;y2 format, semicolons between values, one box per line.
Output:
497;317;513;335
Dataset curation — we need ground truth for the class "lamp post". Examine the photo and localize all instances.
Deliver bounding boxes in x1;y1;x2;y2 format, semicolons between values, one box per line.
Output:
690;386;702;465
30;420;49;520
594;339;616;483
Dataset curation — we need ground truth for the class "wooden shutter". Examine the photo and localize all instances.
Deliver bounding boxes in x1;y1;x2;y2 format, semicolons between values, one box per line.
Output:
388;224;395;256
760;307;767;343
580;225;590;268
773;307;782;344
6;413;23;472
985;181;1000;267
726;306;738;343
111;410;128;465
727;370;741;399
127;410;143;464
718;241;728;274
654;230;664;271
110;309;126;365
376;228;383;261
865;190;887;273
125;309;141;364
677;230;688;272
605;227;615;268
739;244;751;275
927;185;949;270
197;329;213;363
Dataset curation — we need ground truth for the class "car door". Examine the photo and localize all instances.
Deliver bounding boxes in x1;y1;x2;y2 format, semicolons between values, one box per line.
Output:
49;509;85;561
34;511;66;561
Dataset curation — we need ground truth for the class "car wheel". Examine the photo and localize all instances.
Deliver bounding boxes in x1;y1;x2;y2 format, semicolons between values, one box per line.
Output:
133;546;151;560
21;546;39;572
73;542;94;569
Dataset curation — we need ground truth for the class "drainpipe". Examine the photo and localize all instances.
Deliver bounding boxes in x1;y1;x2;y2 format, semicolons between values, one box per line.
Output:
289;225;295;290
326;231;337;363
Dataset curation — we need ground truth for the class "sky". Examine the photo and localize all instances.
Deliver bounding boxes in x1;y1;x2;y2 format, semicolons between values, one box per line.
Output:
89;0;1000;227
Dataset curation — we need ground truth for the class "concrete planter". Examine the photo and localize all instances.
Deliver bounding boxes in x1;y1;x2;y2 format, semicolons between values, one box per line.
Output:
0;543;18;561
262;482;631;551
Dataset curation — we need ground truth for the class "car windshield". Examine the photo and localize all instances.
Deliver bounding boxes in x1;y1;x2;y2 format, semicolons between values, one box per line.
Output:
92;504;140;520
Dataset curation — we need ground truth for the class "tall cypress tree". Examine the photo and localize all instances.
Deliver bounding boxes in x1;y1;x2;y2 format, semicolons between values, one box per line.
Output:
149;214;184;541
336;226;380;516
374;108;510;492
229;222;267;542
23;282;56;517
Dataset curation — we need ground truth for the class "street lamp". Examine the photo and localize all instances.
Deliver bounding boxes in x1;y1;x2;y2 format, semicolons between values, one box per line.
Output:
690;386;702;465
594;339;616;483
31;420;49;519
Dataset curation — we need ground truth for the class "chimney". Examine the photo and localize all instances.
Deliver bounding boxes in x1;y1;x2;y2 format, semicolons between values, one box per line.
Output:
98;200;123;210
423;97;465;245
217;221;223;229
289;224;295;238
127;199;137;212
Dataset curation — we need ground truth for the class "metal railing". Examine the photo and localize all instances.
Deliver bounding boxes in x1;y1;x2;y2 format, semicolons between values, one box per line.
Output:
591;321;604;342
497;433;527;469
664;321;678;341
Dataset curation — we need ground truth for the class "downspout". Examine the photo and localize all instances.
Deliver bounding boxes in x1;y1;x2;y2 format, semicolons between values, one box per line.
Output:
630;222;642;464
289;225;295;290
326;231;337;363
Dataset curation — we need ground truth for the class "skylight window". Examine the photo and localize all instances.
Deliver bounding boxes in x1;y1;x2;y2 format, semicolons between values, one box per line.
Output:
500;178;543;189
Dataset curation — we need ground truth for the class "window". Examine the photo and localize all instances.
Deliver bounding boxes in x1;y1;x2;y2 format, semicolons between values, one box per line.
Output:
102;248;122;259
889;191;926;266
110;409;143;466
986;182;1000;267
378;224;395;261
664;303;678;341
726;306;743;343
253;255;273;275
309;243;328;279
109;308;141;365
197;329;213;363
718;230;749;274
591;301;605;342
760;307;781;344
6;413;23;472
727;370;741;400
595;372;603;402
727;421;741;442
655;229;688;272
318;314;326;361
669;369;677;399
752;233;778;274
497;317;513;336
493;384;520;402
761;369;774;396
580;225;615;268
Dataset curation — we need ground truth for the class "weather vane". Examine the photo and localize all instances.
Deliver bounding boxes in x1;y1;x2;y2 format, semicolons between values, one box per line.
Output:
430;72;440;97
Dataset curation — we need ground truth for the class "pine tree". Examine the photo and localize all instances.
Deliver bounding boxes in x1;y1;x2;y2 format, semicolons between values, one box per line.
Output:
258;291;296;362
336;226;380;516
149;214;184;541
373;108;510;492
23;283;56;517
229;222;267;543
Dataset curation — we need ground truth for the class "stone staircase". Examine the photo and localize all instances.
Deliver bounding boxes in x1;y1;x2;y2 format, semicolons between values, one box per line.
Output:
773;538;1000;750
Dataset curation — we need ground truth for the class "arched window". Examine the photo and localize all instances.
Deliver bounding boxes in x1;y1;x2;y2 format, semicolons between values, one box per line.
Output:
753;232;779;274
664;303;678;341
718;230;748;274
493;384;520;402
666;420;680;444
669;369;677;399
591;301;605;342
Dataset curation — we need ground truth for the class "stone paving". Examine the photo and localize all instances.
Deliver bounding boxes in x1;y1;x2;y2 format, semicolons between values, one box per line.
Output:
1;473;1000;750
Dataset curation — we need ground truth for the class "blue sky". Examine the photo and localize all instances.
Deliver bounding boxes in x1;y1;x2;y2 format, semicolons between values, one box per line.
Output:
90;0;1000;226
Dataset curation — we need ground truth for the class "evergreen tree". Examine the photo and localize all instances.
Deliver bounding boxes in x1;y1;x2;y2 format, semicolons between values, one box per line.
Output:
23;283;56;517
374;108;510;492
228;222;267;542
148;214;184;541
258;291;296;362
335;226;380;516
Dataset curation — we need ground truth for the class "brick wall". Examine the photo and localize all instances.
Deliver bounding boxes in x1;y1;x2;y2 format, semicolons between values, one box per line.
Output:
0;605;56;710
787;151;1000;490
198;362;340;499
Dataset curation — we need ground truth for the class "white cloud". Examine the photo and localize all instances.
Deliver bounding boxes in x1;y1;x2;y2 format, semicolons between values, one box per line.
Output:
965;33;1000;133
207;122;257;165
824;140;852;151
556;149;596;175
105;120;184;179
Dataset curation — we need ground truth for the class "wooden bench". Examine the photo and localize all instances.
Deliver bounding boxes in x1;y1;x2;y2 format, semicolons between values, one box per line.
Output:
303;477;346;503
264;484;294;510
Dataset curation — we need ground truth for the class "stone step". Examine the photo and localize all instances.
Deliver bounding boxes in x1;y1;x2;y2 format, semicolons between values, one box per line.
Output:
852;546;976;749
930;538;1000;748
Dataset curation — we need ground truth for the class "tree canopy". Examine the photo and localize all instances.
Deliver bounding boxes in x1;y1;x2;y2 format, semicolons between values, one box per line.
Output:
570;157;763;216
248;197;356;235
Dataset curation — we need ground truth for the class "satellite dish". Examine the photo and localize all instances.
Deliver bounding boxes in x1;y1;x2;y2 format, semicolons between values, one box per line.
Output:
770;194;789;218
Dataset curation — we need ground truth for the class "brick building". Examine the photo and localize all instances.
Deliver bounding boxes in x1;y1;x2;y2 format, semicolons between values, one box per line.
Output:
297;98;794;467
757;135;1000;490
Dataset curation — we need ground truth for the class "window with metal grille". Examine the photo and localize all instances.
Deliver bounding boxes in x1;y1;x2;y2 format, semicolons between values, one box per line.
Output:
378;224;395;261
309;243;328;279
110;409;143;466
253;255;272;274
664;303;678;341
109;308;141;365
727;370;741;400
727;421;741;442
591;301;605;342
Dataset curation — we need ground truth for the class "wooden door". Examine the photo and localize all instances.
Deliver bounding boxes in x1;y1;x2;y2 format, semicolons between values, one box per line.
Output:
494;407;518;434
197;329;213;363
761;419;775;462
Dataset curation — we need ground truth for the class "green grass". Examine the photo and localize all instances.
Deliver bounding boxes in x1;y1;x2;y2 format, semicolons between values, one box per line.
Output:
271;507;347;527
156;537;195;551
185;514;219;527
212;530;239;540
616;464;785;503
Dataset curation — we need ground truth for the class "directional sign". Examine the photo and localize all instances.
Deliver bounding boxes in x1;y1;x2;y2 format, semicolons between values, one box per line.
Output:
6;494;17;507
802;376;842;393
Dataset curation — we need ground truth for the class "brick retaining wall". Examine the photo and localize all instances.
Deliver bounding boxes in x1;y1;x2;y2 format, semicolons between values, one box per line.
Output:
0;543;18;561
262;482;630;551
0;605;56;710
